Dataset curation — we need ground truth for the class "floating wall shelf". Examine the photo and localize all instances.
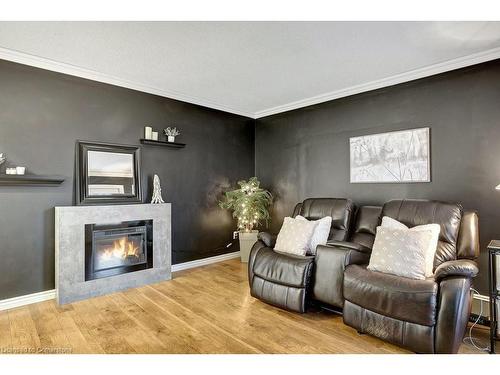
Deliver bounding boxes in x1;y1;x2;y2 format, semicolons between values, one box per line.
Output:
140;139;186;149
0;174;66;186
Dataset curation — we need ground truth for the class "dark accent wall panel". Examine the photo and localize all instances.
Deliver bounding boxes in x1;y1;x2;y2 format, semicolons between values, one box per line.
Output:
255;59;500;293
0;59;254;300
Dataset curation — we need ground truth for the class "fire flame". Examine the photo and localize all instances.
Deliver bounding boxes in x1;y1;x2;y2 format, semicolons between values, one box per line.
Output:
100;237;140;260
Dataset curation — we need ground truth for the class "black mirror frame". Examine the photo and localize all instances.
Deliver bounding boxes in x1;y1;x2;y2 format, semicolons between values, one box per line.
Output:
75;140;143;206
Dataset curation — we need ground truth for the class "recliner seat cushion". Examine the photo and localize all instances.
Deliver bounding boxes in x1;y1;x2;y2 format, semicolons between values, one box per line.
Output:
344;265;438;326
252;247;314;288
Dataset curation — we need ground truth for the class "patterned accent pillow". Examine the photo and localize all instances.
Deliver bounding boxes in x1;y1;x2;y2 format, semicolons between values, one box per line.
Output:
368;226;435;280
381;216;440;277
274;216;317;256
296;215;332;255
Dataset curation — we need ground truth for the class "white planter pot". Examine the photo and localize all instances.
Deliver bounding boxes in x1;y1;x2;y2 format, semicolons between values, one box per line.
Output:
238;230;258;263
167;136;175;142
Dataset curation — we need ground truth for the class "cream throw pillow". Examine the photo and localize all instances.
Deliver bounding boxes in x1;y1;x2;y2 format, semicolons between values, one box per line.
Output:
380;216;440;277
274;216;317;256
368;216;440;280
296;215;332;255
368;227;432;280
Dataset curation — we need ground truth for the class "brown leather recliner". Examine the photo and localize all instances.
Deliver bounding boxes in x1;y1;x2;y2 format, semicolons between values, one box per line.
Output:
248;198;355;313
342;199;480;354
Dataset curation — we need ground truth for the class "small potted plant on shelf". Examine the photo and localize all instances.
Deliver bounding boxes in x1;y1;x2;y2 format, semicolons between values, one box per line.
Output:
219;177;273;262
163;127;181;143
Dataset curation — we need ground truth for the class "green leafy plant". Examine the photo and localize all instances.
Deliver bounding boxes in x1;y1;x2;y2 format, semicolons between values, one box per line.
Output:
219;177;273;232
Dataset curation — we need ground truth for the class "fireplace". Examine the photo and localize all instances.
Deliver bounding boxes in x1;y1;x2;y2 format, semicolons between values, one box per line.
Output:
85;220;153;281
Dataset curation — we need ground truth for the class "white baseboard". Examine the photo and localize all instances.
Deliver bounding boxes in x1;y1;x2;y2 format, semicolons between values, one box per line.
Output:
0;251;241;312
0;289;56;312
472;293;490;319
171;251;241;272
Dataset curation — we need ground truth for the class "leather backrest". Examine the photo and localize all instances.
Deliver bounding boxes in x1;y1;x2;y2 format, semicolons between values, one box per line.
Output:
457;211;480;260
350;206;382;250
294;198;355;241
381;199;463;269
292;203;302;218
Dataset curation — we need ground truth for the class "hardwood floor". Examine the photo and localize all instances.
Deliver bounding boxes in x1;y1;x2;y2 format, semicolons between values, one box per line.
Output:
0;259;489;354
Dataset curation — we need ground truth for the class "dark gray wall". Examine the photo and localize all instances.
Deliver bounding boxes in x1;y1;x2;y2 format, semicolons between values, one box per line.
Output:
256;59;500;294
0;59;254;300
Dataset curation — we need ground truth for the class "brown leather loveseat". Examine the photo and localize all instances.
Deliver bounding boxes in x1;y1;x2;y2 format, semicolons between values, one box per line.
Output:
249;198;480;354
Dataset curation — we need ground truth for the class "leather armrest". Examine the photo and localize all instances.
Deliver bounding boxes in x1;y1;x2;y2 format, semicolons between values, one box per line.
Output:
257;232;277;248
248;240;269;286
435;277;473;353
434;259;479;281
313;244;370;308
325;240;371;254
315;244;370;267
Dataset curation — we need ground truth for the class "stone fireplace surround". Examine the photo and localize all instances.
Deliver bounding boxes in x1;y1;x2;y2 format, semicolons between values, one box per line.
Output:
55;203;171;305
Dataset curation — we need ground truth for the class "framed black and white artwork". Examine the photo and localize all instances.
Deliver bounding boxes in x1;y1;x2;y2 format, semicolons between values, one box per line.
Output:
350;127;430;183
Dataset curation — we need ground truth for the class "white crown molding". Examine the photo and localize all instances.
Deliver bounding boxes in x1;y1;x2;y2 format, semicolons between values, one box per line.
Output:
2;45;500;120
0;251;241;311
254;46;500;118
0;46;255;119
0;289;56;311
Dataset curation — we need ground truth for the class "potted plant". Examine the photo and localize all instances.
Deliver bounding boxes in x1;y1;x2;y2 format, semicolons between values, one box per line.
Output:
163;127;180;142
219;177;273;262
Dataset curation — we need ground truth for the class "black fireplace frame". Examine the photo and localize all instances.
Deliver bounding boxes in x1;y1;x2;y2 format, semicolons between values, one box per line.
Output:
85;220;153;281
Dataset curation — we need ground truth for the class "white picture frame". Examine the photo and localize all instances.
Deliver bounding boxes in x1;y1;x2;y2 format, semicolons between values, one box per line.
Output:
350;127;431;183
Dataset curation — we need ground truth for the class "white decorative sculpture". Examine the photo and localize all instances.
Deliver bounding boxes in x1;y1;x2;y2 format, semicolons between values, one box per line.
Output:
151;174;165;204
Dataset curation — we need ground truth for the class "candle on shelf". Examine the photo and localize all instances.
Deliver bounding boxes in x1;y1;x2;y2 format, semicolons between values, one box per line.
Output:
152;131;159;141
16;166;26;175
144;126;153;140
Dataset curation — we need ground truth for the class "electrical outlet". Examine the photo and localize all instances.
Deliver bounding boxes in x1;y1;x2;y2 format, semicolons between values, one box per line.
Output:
233;231;239;240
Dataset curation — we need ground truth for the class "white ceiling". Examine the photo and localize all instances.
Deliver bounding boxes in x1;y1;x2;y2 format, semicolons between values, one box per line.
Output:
1;21;500;118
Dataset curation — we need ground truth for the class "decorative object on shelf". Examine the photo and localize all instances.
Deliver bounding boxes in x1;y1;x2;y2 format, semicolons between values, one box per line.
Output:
16;166;26;175
164;127;181;143
350;127;430;183
488;240;500;353
151;174;165;204
0;153;5;166
152;131;159;141
76;141;142;205
219;177;273;262
144;126;153;140
6;168;17;175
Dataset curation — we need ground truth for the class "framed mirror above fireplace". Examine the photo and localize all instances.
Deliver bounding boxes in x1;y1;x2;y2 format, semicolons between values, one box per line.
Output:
76;141;142;205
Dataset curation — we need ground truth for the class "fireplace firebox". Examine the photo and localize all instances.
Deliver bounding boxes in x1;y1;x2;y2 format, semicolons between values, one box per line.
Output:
85;220;153;281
